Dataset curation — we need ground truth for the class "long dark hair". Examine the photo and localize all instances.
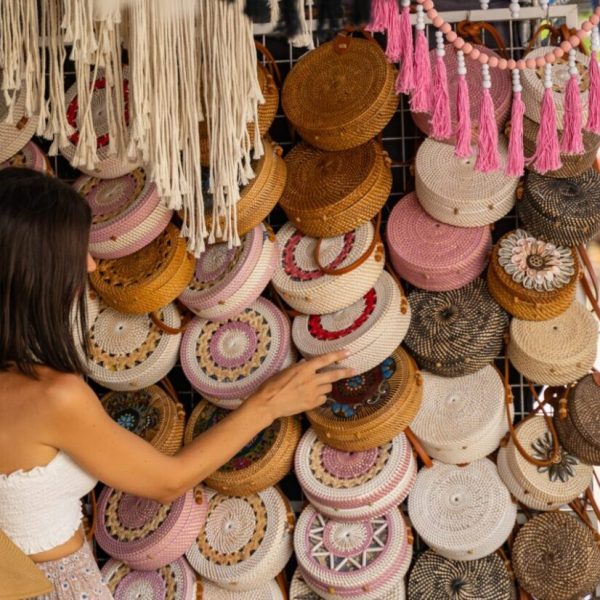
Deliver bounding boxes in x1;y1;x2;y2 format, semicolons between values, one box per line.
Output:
0;167;92;376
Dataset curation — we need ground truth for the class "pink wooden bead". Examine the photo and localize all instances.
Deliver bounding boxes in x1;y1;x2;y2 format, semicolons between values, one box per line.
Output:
560;40;572;52
471;48;481;60
479;52;489;64
526;58;537;69
423;0;434;9
569;35;581;48
446;31;457;43
554;47;565;59
591;14;600;26
441;23;452;34
516;59;526;70
433;16;444;28
583;21;593;32
489;56;499;68
428;9;438;19
546;53;556;64
453;37;464;49
463;42;473;55
507;59;516;70
536;56;546;68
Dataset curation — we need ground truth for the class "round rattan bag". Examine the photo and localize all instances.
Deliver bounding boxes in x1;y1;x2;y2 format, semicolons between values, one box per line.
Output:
507;301;598;385
415;137;519;227
82;290;182;391
101;557;197;599
179;223;277;322
76;168;173;260
519;170;600;246
306;346;422;452
404;278;508;378
293;270;411;375
408;458;517;561
0;87;39;163
0;141;51;174
386;192;492;292
282;34;398;151
100;383;185;455
294;505;412;600
407;550;515;600
197;577;285;600
280;140;392;238
272;220;384;315
184;399;301;495
487;229;579;321
295;429;417;522
95;486;208;570
512;512;600;600
185;487;294;591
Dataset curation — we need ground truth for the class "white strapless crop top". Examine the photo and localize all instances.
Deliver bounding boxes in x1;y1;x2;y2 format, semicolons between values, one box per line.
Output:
0;451;97;554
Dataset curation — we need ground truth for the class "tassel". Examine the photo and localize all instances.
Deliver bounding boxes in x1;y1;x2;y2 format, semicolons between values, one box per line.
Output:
289;0;314;48
586;25;600;134
410;4;432;112
561;48;584;154
431;31;451;140
505;69;526;177
366;0;387;33
455;50;472;157
475;64;500;172
530;63;562;174
395;0;414;93
385;2;403;63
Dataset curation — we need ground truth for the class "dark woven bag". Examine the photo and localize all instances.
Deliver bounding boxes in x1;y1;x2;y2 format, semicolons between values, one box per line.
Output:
404;278;508;378
519;170;600;246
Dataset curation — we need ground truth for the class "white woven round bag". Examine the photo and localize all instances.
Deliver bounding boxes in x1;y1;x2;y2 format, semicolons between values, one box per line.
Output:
410;366;511;465
0;89;39;163
295;429;417;522
408;459;517;561
81;289;181;391
196;578;285;600
292;271;411;375
186;487;294;592
415;138;518;227
272;220;384;315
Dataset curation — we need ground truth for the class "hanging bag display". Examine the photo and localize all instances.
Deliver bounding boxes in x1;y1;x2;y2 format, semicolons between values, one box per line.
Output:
0;141;52;174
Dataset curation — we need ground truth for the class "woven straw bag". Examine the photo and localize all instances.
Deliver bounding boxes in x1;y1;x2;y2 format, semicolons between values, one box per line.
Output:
95;485;208;570
197;577;285;600
180;297;291;401
0;87;39;164
408;459;517;561
386;192;492;292
519;170;600;246
180;224;277;322
292;270;411;375
507;300;598;386
282;34;398;151
294;505;412;600
295;429;416;522
99;382;185;456
184;399;301;495
407;550;515;600
404;279;508;378
186;487;294;591
306;346;422;452
280;140;392;238
487;229;579;321
82;289;182;391
90;223;195;314
272;219;385;315
411;44;511;145
76;168;173;260
410;366;511;465
415;137;519;227
0;141;52;174
101;557;197;599
512;512;600;600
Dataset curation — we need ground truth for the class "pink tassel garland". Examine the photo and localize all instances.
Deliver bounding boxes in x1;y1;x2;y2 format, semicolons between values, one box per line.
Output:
385;3;403;63
431;33;451;140
366;0;387;32
530;87;563;174
455;75;472;157
586;52;600;134
475;65;499;173
561;62;584;154
505;90;526;177
395;3;415;94
410;29;432;113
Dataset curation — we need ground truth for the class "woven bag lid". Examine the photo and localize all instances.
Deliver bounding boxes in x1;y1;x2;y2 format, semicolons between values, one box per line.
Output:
272;220;384;315
292;270;411;375
415;137;518;227
408;459;516;561
95;486;208;570
512;512;600;600
179;224;277;322
101;557;196;599
76;168;172;260
180;297;291;400
553;401;600;466
185;487;294;592
0;88;39;163
61;67;141;178
306;346;422;452
184;399;301;495
100;384;185;456
569;375;600;448
197;577;285;600
0;141;50;174
407;550;514;600
404;279;508;378
411;44;511;143
82;290;182;391
508;301;598;385
294;506;412;600
521;46;589;129
295;429;416;522
386;193;491;292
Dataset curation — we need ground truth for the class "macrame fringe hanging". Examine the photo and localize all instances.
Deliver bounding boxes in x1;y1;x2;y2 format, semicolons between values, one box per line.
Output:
411;4;432;113
454;49;472;158
505;68;525;177
586;25;600;134
289;0;314;49
431;30;451;140
475;63;499;172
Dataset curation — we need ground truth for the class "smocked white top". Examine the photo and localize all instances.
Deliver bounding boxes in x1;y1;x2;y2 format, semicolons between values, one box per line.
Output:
0;451;97;554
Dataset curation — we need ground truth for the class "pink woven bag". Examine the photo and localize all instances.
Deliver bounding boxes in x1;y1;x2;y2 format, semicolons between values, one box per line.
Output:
386;192;492;292
0;141;51;174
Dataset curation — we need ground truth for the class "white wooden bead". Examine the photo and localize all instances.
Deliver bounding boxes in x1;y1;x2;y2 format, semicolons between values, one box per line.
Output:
543;63;553;89
416;4;425;30
509;2;520;18
480;1;489;8
593;26;600;53
435;31;445;56
482;64;491;89
512;69;522;93
401;0;410;7
457;50;466;76
568;49;578;77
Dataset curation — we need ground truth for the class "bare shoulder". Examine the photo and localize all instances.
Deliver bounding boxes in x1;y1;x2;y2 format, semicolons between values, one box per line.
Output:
38;370;98;416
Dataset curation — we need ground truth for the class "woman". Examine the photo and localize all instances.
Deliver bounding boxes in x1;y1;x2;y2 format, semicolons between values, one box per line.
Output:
0;167;353;598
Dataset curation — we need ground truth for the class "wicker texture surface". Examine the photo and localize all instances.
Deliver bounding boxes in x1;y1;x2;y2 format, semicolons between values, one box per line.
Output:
0;88;39;164
0;140;50;174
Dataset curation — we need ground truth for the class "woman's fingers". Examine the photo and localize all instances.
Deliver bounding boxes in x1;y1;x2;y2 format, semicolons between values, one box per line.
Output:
315;366;355;385
306;349;350;372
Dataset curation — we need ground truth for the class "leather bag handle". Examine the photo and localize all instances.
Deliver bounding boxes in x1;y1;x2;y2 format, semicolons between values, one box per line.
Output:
456;20;508;59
